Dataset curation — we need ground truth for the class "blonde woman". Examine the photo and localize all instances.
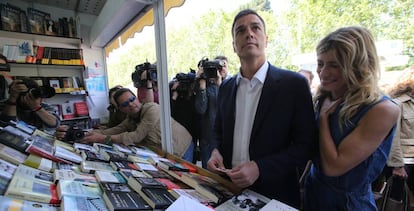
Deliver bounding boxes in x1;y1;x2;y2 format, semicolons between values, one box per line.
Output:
304;26;400;210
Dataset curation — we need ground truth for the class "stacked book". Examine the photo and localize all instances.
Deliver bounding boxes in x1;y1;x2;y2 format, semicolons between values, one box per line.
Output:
0;120;297;210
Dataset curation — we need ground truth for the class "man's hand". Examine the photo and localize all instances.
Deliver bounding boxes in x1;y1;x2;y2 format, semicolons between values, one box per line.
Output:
81;131;105;144
207;149;225;173
55;125;69;140
226;161;259;188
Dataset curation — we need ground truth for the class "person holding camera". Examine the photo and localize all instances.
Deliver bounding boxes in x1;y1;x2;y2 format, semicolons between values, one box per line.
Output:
0;77;60;131
170;71;200;163
0;54;13;115
132;62;159;104
194;56;226;168
56;88;194;162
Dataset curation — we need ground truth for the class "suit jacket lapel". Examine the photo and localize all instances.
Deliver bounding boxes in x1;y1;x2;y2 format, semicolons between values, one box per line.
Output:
250;66;282;141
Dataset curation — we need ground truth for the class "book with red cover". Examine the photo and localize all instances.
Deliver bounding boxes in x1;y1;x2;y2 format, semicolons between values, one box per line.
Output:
74;101;89;117
25;135;72;164
155;178;181;190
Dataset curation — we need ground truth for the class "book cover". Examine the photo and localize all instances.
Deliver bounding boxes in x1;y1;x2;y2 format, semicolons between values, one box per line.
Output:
118;169;149;180
130;146;159;158
0;158;17;180
0;195;59;211
61;77;73;89
0;143;28;165
30;76;46;87
14;164;54;184
23;154;55;172
54;145;82;164
25;135;71;164
135;162;158;172
128;177;166;192
100;182;132;193
74;142;97;153
215;189;271;211
0;129;30;153
5;176;60;204
53;169;97;184
95;170;127;184
57;180;102;199
137;187;176;209
48;77;61;89
155;178;181;190
103;190;151;211
110;160;139;171
61;195;108;211
101;149;127;162
127;154;151;164
143;169;174;180
74;101;89;117
80;160;114;173
112;143;133;154
81;150;109;162
158;160;190;172
61;102;75;119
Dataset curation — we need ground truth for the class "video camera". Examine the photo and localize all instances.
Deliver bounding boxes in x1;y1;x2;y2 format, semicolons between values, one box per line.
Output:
198;58;223;79
174;70;196;96
132;61;157;88
17;82;56;99
63;124;85;142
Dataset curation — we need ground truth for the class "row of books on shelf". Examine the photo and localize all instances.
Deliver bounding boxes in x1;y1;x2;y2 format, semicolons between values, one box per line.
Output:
0;3;78;38
3;42;84;65
0;121;297;210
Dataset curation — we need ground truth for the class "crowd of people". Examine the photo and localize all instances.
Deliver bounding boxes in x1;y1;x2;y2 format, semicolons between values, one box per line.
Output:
1;8;413;210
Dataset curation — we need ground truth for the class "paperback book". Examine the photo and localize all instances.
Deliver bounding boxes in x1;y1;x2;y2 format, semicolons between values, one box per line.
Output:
53;169;97;184
95;170;127;184
56;180;102;199
103;190;151;211
0;195;59;211
0;143;28;165
137;187;176;209
61;195;108;211
5;176;60;204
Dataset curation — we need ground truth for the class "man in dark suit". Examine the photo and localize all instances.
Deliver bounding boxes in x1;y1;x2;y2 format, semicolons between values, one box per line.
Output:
207;9;317;208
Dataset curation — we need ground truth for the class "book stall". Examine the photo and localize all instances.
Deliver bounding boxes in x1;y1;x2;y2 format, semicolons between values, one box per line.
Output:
0;120;298;211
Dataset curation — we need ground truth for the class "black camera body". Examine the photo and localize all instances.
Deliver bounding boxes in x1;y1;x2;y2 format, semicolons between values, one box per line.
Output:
175;71;196;96
132;62;157;88
199;58;223;79
63;124;85;142
16;80;55;106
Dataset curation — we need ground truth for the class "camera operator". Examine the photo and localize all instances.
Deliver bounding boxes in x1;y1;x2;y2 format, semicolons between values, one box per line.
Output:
132;62;159;104
0;77;60;131
194;56;227;168
170;71;200;163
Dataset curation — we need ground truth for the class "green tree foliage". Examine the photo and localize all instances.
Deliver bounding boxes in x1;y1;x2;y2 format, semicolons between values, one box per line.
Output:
106;0;414;88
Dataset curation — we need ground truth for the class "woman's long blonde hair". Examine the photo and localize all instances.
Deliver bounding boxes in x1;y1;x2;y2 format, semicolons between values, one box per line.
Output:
315;26;382;126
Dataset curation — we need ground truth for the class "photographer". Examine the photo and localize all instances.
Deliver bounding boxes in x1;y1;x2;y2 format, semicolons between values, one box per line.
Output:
132;62;159;104
194;56;226;168
170;71;200;163
0;77;60;131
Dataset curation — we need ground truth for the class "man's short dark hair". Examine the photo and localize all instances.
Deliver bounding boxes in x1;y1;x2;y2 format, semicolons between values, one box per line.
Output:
231;9;266;36
113;88;136;106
